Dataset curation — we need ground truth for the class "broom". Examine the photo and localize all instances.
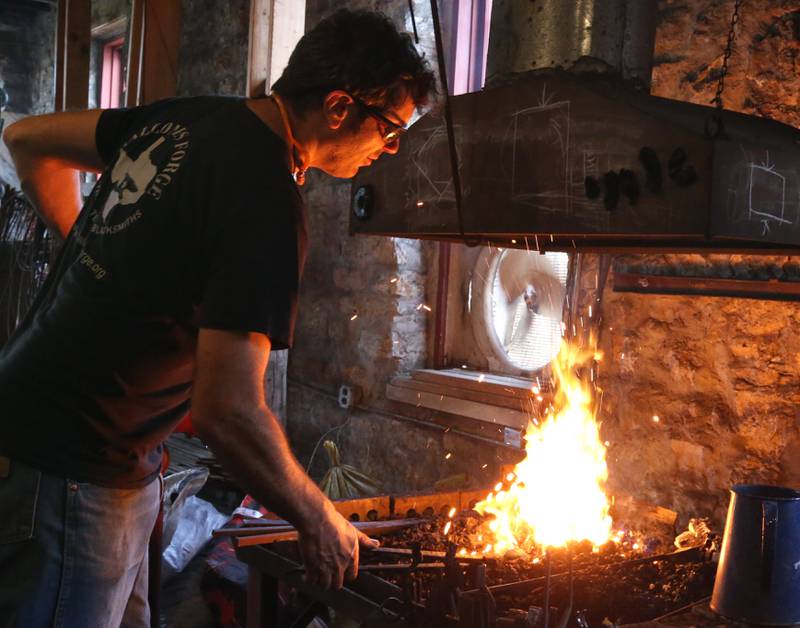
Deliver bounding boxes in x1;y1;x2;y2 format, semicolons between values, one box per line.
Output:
319;440;380;499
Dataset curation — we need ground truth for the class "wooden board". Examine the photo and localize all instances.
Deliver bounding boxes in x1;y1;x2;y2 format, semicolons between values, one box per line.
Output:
412;368;549;399
141;0;182;104
247;0;305;98
386;382;530;430
55;0;90;112
391;375;545;413
264;349;287;427
125;0;144;106
247;0;271;98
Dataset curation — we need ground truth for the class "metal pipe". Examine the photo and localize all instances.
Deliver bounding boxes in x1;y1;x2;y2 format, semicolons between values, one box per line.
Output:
486;0;658;87
432;241;451;368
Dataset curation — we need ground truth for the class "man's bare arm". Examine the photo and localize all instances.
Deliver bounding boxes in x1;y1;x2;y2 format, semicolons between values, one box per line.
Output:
191;328;376;589
3;109;106;239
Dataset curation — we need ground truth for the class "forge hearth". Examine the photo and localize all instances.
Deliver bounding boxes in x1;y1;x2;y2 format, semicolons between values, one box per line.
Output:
234;491;718;627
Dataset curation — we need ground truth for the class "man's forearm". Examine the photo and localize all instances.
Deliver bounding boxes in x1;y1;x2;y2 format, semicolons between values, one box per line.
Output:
195;403;332;531
13;155;81;240
3;111;105;239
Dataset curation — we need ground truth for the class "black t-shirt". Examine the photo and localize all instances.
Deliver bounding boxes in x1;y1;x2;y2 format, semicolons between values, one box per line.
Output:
0;96;307;487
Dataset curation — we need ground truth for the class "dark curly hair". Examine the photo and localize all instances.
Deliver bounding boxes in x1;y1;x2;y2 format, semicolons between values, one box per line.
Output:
271;9;436;116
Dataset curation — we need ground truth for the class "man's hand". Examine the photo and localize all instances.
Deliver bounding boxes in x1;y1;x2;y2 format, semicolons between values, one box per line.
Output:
298;502;380;590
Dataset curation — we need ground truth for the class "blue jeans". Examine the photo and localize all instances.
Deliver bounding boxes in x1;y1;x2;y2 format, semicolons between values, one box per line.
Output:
0;458;160;628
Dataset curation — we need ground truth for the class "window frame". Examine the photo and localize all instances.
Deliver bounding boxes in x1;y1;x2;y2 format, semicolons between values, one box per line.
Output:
100;36;125;109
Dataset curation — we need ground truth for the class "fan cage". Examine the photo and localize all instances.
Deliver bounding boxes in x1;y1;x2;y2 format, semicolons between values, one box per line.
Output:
490;251;568;371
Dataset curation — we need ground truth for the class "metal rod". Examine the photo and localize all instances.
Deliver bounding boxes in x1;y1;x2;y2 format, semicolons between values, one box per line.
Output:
232;518;423;548
614;271;800;301
360;562;448;572
543;549;551;628
407;0;419;43
567;545;574;625
366;546;493;564
569;545;574;607
429;0;467;240
432;241;450;368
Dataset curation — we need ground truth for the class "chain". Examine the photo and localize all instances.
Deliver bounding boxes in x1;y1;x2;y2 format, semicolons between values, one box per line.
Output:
407;0;419;44
711;0;743;111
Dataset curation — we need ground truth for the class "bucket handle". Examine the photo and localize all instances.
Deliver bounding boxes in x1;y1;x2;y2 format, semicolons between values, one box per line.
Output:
761;501;778;592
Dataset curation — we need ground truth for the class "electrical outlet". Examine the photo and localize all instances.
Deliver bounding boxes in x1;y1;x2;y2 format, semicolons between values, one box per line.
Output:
338;385;355;409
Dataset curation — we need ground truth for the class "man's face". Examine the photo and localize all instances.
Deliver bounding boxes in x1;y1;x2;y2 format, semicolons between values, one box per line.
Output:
322;92;416;179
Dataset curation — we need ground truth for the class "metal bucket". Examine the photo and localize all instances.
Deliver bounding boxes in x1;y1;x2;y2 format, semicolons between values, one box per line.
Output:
711;484;800;624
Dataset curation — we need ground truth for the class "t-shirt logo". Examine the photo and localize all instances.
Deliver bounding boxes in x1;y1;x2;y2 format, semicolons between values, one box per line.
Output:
90;121;190;235
101;136;165;222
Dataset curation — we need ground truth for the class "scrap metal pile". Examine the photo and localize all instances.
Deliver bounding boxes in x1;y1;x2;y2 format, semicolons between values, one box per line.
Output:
232;498;718;627
371;513;717;626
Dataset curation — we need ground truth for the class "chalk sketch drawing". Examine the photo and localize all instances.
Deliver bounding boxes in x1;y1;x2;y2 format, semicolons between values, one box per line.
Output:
747;151;791;236
510;84;571;213
410;125;462;205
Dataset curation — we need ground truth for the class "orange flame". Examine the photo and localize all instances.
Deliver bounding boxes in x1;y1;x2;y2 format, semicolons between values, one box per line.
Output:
474;342;612;553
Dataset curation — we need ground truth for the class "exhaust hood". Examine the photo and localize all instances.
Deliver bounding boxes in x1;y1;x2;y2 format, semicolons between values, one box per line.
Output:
350;1;800;253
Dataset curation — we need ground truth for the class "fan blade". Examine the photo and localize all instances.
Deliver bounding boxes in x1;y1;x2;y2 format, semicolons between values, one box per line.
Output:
496;250;565;320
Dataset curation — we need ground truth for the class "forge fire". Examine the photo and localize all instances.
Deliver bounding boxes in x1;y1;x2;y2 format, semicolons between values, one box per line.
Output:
469;342;612;555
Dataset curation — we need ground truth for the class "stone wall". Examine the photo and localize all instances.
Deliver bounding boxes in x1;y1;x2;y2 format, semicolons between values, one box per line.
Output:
176;0;249;97
0;3;57;187
593;0;800;526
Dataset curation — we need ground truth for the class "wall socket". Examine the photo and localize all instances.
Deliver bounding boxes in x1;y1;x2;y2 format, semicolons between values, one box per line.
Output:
338;384;360;409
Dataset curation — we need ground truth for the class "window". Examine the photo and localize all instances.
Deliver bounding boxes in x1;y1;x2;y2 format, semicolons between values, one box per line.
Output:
448;0;493;96
100;37;125;109
84;17;128;196
88;14;129;110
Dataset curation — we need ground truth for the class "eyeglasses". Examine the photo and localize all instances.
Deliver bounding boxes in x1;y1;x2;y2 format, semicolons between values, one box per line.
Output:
355;99;408;145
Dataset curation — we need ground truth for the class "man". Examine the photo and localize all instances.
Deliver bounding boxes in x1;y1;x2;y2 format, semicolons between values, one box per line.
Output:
0;8;434;627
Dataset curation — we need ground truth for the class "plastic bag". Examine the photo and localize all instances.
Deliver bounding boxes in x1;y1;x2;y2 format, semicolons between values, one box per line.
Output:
162;495;229;582
162;467;211;549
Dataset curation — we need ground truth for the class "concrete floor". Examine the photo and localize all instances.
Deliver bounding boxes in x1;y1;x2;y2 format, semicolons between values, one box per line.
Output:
160;546;219;628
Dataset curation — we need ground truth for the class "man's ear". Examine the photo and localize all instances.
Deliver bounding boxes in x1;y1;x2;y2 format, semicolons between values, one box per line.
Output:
322;90;355;130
